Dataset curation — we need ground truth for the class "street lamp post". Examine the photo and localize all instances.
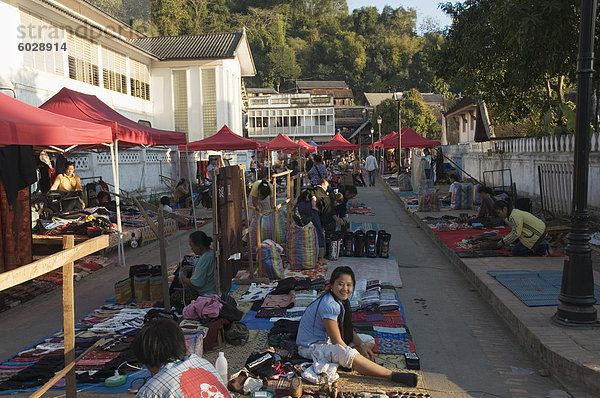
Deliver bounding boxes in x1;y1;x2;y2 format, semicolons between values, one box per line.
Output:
553;0;599;326
394;92;403;179
370;127;374;146
377;115;382;173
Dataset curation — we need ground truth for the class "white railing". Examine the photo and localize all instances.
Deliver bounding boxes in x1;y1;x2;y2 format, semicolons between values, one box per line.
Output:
446;133;600;155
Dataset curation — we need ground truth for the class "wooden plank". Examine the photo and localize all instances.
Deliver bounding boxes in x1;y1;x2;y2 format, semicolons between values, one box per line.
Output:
132;197;161;243
137;199;189;225
0;235;108;291
158;207;170;310
241;167;255;279
32;235;87;245
62;236;76;398
30;339;105;398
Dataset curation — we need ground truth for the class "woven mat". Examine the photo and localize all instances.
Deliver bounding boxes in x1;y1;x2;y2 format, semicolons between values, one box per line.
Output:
488;270;600;306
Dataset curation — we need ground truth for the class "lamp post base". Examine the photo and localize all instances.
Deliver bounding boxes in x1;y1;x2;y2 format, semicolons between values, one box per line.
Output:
551;310;600;328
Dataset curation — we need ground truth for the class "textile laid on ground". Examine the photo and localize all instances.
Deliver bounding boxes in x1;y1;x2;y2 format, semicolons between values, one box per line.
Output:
325;257;403;288
350;222;378;233
488;270;600;306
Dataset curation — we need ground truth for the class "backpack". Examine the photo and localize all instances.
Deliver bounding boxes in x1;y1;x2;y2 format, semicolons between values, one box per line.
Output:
224;321;249;346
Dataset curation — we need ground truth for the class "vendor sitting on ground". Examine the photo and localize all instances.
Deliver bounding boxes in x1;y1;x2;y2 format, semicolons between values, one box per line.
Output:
160;196;173;213
173;179;192;208
296;266;418;387
96;191;116;212
132;318;228;397
494;200;553;256
170;231;215;307
469;185;499;226
441;174;460;202
250;179;275;212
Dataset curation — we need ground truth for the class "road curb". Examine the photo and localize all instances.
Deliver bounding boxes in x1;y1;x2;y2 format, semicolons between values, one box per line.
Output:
379;176;600;394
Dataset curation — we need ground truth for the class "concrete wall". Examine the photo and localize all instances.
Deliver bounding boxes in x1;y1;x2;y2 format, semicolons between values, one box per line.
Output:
442;134;600;214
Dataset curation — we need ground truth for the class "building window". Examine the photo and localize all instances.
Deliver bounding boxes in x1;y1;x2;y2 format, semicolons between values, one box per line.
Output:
202;69;217;137
102;47;127;94
19;10;64;76
130;59;150;100
172;70;189;135
67;33;99;86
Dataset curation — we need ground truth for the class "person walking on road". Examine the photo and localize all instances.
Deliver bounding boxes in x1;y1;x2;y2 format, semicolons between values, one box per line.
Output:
365;151;378;187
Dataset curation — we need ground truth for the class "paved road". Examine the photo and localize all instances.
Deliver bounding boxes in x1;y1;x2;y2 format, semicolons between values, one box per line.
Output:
0;184;576;397
353;184;568;397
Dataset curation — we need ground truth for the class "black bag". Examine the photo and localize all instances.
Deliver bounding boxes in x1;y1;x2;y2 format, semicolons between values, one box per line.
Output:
245;351;280;378
143;309;179;324
224;321;249;346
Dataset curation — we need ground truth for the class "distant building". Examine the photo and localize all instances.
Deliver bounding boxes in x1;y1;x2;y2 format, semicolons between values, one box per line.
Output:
296;80;367;139
247;93;335;142
442;97;490;144
364;92;445;124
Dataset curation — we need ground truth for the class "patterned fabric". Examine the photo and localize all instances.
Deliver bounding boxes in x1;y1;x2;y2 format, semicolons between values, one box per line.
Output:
259;240;284;280
137;354;229;398
418;188;439;212
250;210;286;250
451;183;474;210
287;222;318;270
0;181;32;273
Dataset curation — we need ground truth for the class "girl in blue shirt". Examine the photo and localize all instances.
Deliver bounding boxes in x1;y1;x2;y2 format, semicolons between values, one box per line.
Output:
296;266;417;387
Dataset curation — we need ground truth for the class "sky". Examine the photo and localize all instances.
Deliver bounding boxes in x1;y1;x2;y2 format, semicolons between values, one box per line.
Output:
346;0;453;33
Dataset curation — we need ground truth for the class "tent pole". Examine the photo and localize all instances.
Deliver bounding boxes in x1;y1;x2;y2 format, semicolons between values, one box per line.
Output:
185;144;198;229
110;141;125;266
254;149;258;180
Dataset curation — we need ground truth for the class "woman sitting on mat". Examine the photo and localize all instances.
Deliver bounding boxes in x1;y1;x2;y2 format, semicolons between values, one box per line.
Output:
296;266;418;387
170;230;215;307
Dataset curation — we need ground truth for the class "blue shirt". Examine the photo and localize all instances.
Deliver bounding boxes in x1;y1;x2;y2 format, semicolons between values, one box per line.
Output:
189;250;215;296
296;293;343;347
309;164;327;185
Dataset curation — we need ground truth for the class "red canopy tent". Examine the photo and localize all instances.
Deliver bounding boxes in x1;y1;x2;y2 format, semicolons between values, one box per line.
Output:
179;125;265;151
40;88;186;146
318;132;359;151
371;127;440;149
0;92;112;146
267;134;302;150
40;87;186;265
283;138;317;154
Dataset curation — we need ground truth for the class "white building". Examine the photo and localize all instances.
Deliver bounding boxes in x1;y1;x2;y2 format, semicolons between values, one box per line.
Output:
0;0;255;195
247;93;335;143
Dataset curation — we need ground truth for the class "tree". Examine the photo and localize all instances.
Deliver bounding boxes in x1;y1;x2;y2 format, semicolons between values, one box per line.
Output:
399;89;441;139
434;0;580;133
372;99;401;138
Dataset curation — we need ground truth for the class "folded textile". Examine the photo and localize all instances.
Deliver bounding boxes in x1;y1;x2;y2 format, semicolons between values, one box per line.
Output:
262;291;296;309
182;295;223;320
239;283;277;302
256;308;287;318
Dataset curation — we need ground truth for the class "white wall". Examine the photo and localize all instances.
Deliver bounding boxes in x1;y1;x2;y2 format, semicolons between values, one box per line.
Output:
443;134;600;214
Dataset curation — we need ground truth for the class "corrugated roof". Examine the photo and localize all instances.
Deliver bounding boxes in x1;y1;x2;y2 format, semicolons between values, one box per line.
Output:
364;92;394;107
422;93;444;103
296;81;348;89
246;87;278;94
131;31;243;60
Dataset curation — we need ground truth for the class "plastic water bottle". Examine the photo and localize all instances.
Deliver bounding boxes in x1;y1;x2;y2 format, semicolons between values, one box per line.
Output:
215;352;228;382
